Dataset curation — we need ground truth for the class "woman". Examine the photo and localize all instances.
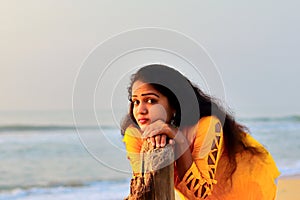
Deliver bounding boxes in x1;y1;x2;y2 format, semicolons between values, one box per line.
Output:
121;64;280;199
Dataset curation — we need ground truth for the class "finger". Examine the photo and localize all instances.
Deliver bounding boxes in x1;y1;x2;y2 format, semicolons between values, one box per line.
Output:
160;135;166;147
168;139;175;151
155;135;161;148
144;129;158;138
141;125;153;138
169;139;175;145
142;127;158;138
142;129;151;139
142;133;147;139
150;137;155;147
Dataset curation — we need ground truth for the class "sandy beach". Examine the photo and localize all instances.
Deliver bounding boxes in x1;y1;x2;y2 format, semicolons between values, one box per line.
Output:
276;175;300;200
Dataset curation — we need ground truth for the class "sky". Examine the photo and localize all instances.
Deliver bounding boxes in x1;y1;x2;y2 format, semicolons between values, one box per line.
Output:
1;0;300;118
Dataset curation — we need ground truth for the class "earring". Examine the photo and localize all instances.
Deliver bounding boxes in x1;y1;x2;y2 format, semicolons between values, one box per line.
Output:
170;113;176;127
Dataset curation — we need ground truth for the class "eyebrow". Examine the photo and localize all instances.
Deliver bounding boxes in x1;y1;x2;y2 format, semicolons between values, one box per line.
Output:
132;93;159;98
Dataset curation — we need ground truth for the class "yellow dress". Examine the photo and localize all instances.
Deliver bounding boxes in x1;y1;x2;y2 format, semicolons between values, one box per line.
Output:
123;116;280;200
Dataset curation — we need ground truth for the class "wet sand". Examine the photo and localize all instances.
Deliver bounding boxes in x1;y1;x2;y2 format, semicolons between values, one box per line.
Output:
276;175;300;200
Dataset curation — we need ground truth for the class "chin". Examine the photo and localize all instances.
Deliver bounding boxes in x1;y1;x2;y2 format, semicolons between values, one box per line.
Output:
138;124;146;129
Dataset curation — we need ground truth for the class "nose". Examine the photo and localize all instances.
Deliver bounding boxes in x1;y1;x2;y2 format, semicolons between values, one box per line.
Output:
136;102;148;114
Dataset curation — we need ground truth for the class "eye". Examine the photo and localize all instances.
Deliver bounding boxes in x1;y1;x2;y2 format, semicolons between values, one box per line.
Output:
146;98;157;104
132;99;139;106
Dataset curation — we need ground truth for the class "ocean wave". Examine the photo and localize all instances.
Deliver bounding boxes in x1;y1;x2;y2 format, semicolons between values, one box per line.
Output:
0;181;84;192
0;115;300;133
239;115;300;123
0;124;116;133
1;115;299;133
280;168;300;177
0;179;130;200
0;179;128;193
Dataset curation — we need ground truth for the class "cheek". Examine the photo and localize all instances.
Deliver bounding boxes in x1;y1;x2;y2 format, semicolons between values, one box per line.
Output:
132;107;137;119
149;104;168;122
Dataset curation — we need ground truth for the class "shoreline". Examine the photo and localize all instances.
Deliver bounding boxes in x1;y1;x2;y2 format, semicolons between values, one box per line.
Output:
276;174;300;200
278;174;300;179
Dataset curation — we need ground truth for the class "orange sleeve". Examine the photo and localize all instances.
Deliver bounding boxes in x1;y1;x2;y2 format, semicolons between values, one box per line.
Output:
176;116;224;199
122;127;143;174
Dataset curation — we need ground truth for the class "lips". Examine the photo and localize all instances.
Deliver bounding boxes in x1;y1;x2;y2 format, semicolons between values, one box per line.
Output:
138;118;149;125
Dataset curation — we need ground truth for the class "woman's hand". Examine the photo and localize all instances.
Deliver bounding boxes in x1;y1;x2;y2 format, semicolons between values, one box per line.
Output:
141;119;193;180
141;120;179;148
146;134;170;148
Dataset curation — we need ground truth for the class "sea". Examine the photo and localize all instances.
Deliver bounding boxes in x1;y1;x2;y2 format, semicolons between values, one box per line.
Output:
0;110;300;200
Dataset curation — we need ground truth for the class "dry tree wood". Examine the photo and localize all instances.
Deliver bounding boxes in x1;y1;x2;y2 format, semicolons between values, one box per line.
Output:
125;141;175;200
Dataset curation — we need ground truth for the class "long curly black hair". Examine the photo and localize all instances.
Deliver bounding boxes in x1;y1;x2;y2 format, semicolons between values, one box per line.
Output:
121;64;266;181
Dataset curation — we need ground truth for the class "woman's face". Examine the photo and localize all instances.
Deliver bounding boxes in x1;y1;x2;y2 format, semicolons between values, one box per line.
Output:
131;80;174;129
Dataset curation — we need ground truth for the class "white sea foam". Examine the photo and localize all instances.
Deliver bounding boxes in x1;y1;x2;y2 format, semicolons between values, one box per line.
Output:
0;180;130;200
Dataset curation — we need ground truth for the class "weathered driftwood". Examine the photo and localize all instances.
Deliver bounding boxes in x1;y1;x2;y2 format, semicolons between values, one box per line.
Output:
125;140;175;200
